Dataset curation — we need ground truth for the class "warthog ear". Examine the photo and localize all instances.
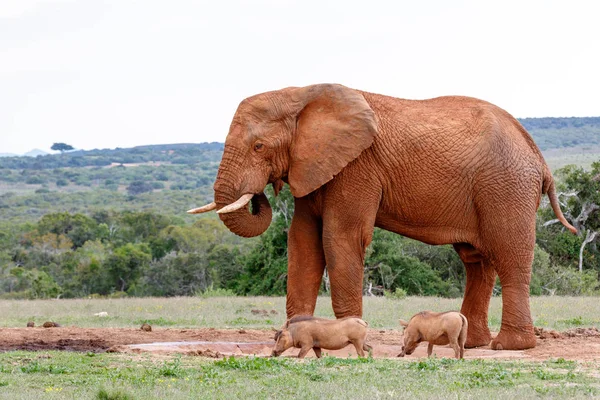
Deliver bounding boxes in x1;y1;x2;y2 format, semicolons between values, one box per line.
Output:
399;319;409;327
274;330;283;341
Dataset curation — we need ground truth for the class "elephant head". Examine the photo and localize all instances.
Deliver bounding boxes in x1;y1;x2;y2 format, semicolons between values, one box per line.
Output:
188;84;378;237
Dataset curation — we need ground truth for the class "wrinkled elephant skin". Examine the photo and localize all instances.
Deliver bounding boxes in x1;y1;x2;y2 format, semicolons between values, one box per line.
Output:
195;84;576;350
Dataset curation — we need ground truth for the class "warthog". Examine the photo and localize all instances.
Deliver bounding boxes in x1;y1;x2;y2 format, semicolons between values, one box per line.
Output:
398;311;468;359
272;316;372;359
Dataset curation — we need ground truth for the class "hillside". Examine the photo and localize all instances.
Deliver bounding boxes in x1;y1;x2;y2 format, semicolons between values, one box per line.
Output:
0;119;598;300
520;117;600;151
0;118;599;224
0;142;223;224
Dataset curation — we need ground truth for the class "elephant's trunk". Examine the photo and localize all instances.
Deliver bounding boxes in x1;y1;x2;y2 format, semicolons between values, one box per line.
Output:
212;151;272;237
214;190;272;238
215;192;273;237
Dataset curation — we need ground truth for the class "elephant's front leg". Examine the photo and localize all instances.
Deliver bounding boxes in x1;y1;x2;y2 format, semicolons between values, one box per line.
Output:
322;212;376;319
454;244;495;348
286;197;326;319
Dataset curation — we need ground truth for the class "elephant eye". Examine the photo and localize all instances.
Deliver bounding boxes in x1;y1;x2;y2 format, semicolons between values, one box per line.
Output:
254;142;264;151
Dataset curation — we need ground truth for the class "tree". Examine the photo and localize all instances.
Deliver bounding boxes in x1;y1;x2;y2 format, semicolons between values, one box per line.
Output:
126;180;154;196
51;143;74;153
103;243;151;293
364;229;452;296
541;162;600;272
36;212;101;248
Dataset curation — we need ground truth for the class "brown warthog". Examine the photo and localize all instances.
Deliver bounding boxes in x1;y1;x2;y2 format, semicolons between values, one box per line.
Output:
271;316;372;359
398;311;468;359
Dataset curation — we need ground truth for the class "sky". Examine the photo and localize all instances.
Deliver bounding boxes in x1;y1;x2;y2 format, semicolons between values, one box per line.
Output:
1;0;599;154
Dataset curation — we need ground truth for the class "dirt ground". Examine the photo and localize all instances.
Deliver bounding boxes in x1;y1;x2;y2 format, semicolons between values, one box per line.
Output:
1;326;599;361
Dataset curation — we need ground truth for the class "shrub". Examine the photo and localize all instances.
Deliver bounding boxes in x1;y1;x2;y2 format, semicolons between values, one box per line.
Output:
26;176;45;184
384;287;407;300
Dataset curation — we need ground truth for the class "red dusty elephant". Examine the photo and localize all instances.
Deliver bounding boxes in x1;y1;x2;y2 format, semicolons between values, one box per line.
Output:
188;84;576;350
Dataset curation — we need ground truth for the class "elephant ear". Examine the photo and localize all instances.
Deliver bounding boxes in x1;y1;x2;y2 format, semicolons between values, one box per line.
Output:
288;84;378;198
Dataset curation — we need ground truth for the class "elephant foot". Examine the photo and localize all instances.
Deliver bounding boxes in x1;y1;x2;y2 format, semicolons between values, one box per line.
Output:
490;327;537;350
464;321;491;348
465;331;492;348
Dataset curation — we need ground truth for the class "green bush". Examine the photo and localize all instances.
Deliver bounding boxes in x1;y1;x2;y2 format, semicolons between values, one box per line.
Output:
26;176;45;184
384;287;407;300
198;284;237;298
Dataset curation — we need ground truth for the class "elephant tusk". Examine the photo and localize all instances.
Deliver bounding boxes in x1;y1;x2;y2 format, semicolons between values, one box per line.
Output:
216;193;254;214
187;202;217;214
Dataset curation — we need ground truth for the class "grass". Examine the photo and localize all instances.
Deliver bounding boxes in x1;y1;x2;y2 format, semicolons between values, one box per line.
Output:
0;296;598;331
0;352;598;399
0;296;599;399
543;145;600;171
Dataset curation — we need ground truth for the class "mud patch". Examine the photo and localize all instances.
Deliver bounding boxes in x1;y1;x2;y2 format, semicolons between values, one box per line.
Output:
563;327;600;337
1;327;599;361
534;327;563;339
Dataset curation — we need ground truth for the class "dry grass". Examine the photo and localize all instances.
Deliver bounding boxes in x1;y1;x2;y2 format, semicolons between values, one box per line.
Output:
544;146;600;171
0;296;598;331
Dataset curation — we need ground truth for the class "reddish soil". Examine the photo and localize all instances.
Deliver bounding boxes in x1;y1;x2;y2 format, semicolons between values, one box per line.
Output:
1;326;599;361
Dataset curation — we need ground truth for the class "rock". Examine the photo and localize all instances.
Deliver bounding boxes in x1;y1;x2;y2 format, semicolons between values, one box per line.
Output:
140;323;152;332
238;329;246;334
42;321;60;328
94;312;109;317
270;310;278;315
26;321;35;328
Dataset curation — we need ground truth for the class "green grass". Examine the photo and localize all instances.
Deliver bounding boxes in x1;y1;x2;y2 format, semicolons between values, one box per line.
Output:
0;352;598;399
0;296;599;399
1;296;598;331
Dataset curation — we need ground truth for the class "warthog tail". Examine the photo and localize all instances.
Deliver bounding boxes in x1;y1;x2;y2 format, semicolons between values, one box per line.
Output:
355;318;368;327
458;313;468;346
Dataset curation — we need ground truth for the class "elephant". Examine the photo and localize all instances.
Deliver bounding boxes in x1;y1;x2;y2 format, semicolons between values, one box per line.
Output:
188;83;576;350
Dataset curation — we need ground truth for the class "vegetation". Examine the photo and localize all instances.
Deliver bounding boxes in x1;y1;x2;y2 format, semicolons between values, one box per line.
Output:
50;143;75;153
521;117;600;151
0;296;598;330
0;120;599;300
0;351;598;399
0;295;598;399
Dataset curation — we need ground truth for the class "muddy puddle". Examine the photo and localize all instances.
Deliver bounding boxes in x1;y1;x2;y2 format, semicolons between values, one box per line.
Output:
110;340;528;360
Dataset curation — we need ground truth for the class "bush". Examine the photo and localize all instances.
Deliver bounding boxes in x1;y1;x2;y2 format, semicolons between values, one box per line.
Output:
384;287;407;300
56;178;68;187
365;229;453;297
126;181;154;195
26;176;45;184
198;284;237;298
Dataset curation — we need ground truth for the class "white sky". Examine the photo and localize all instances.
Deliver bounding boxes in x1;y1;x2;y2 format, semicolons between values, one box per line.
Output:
1;0;599;154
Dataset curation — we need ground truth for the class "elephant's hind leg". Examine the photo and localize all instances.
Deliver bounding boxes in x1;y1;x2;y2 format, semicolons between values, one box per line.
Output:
286;197;326;319
490;247;537;350
482;217;537;350
454;244;494;348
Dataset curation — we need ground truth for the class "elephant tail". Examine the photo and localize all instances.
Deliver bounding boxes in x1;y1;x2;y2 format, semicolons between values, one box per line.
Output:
543;169;577;235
